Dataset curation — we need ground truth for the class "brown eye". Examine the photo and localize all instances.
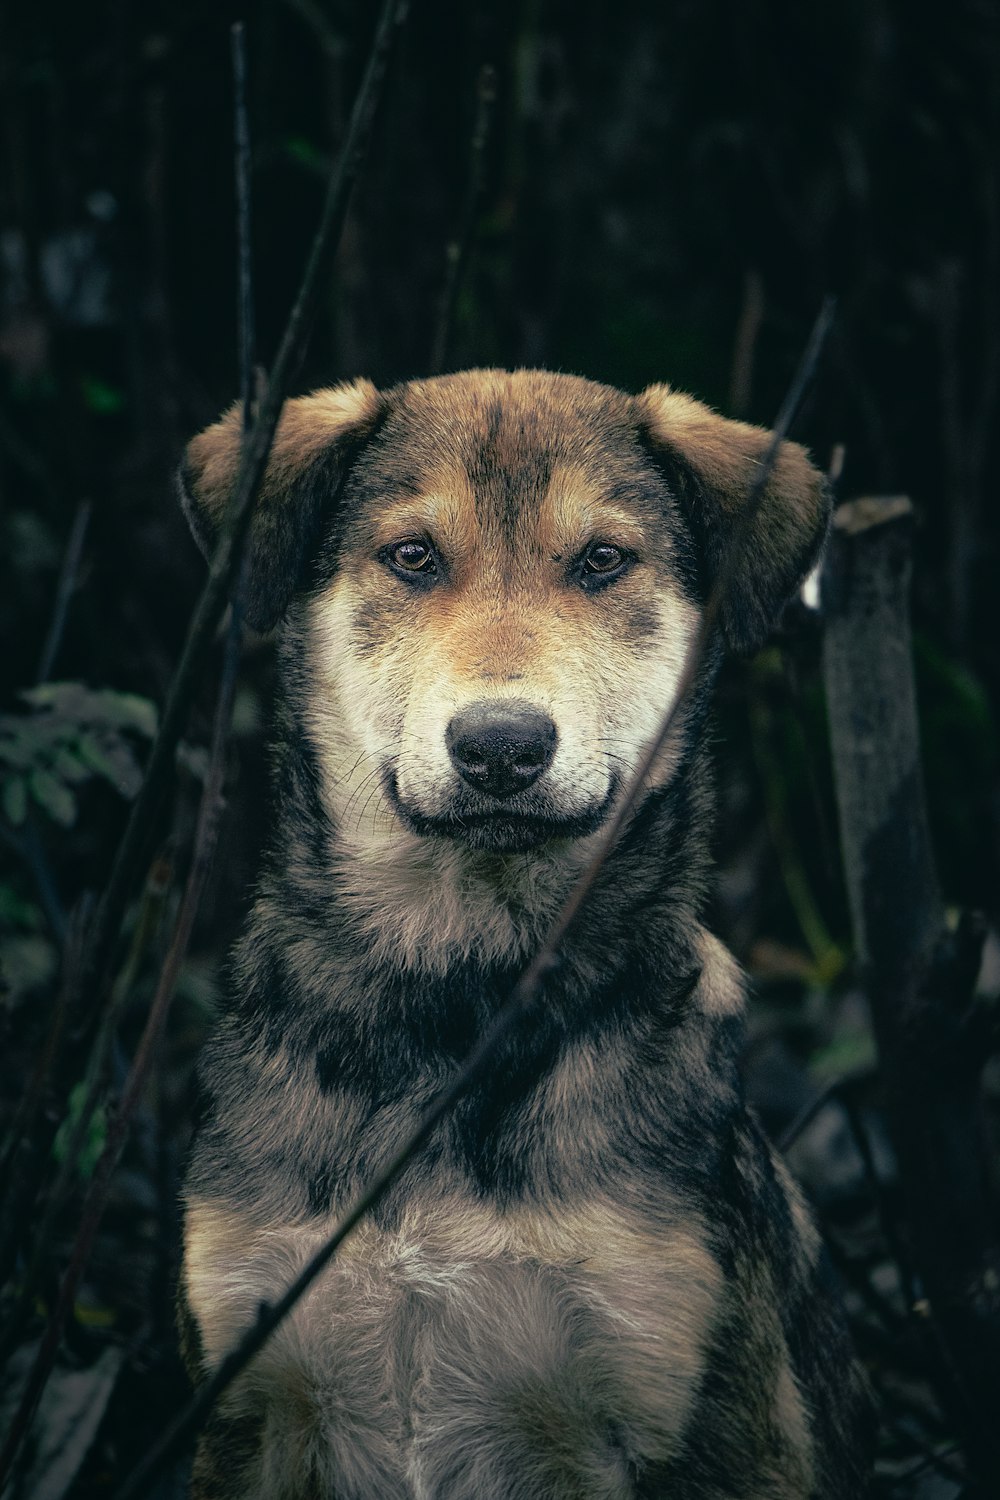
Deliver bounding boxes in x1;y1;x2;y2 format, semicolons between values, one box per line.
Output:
582;543;627;576
388;539;436;575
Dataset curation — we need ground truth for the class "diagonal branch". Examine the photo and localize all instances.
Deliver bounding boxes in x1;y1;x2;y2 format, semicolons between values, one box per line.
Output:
0;5;412;1483
0;0;411;1287
0;578;246;1490
110;297;836;1500
68;0;410;1051
0;18;267;1478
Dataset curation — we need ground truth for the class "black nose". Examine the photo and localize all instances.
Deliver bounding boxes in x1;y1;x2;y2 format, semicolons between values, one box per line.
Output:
446;701;557;800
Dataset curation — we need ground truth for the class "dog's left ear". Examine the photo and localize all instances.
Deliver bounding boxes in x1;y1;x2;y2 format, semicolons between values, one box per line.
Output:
635;384;829;654
178;379;385;632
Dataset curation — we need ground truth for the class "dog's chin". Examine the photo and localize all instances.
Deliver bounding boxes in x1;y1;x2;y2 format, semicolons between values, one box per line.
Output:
385;774;618;853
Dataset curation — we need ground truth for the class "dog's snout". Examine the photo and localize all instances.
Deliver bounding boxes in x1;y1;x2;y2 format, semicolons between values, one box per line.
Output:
446;701;557;800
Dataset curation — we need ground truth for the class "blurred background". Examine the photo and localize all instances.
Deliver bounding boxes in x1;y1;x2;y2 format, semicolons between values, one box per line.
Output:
1;1;998;1495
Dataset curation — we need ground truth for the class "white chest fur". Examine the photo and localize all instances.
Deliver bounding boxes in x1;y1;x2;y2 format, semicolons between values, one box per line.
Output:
184;1193;724;1500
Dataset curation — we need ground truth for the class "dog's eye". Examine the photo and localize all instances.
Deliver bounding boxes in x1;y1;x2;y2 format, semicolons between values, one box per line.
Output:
576;542;630;589
583;543;626;574
387;539;436;576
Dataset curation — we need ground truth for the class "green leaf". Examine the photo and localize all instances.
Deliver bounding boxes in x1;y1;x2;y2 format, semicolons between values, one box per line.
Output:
21;682;157;738
21;682;92;717
3;776;28;827
28;768;77;827
0;729;39;770
53;1082;108;1177
77;733;142;797
0;933;58;1000
284;135;328;174
88;690;157;738
808;1030;877;1083
79;374;125;415
0;883;42;929
53;747;91;784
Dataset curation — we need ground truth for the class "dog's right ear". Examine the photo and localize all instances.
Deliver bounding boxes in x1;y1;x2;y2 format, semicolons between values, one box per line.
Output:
634;384;828;655
178;379;385;631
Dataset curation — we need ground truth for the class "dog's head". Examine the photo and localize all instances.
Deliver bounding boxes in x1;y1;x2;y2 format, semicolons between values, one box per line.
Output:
181;370;825;854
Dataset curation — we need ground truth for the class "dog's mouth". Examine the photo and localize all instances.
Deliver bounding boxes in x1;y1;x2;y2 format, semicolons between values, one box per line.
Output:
383;772;619;853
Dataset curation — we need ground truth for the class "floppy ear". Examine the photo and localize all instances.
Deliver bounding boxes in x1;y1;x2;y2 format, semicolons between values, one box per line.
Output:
635;384;829;655
178;379;385;631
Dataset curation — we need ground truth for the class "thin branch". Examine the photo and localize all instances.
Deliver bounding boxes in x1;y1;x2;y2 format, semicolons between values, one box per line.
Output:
888;1441;963;1493
2;31;261;1310
231;21;255;433
778;1073;855;1155
428;62;497;375
1;815;67;942
111;296;836;1500
0;896;90;1279
5;0;411;1265
840;1093;918;1314
0;590;245;1487
36;497;92;683
71;0;408;1030
728;268;764;418
3;495;95;949
0;10;413;1481
0;858;170;1364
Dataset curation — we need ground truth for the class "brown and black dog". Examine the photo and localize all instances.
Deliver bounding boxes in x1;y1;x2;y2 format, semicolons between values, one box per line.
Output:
178;369;872;1499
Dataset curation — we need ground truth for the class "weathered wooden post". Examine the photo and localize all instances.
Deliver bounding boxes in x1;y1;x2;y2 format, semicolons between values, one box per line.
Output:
822;495;1000;1494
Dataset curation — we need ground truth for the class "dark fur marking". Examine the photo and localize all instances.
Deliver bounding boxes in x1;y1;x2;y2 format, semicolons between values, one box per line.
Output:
178;370;868;1500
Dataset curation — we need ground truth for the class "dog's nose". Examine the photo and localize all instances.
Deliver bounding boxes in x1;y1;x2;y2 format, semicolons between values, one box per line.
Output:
446;702;557;800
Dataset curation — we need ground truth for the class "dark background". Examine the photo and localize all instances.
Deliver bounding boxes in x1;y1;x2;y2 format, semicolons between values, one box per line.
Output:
1;1;998;1495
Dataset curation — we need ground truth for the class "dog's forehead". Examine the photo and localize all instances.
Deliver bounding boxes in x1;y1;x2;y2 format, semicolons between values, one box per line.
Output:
346;369;666;534
395;368;636;465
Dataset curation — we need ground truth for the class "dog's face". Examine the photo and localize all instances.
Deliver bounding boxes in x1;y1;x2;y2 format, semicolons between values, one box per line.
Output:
181;370;826;855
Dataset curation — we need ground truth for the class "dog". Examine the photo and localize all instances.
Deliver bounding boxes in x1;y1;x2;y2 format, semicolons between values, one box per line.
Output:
177;369;872;1499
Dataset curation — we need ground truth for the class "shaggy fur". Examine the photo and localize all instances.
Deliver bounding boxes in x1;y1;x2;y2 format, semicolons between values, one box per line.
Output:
178;369;872;1499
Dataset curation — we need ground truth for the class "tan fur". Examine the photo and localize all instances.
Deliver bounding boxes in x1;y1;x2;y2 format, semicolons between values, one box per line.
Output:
186;1191;724;1491
177;369;868;1499
635;384;822;529
186;379;381;530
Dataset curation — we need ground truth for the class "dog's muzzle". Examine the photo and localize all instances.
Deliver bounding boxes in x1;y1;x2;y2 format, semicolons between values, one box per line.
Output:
385;699;616;851
445;701;557;800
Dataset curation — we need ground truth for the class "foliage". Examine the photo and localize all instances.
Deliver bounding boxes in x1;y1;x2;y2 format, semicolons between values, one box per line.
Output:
0;0;997;1495
0;684;157;831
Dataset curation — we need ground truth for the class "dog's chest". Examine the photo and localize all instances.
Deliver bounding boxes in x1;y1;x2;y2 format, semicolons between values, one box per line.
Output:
185;1191;723;1497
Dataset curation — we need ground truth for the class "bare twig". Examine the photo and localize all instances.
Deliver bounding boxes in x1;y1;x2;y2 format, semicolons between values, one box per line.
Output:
0;858;170;1364
4;0;410;1274
1;815;67;942
889;1441;963;1493
35;495;91;684
728;268;764;418
840;1094;918;1314
71;0;408;1033
110;298;836;1500
0;896;90;1280
36;497;92;683
0;7;401;1479
778;1073;856;1154
0;495;95;949
231;21;255;433
2;32;260;1297
0;586;245;1487
429;62;497;375
748;682;840;979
